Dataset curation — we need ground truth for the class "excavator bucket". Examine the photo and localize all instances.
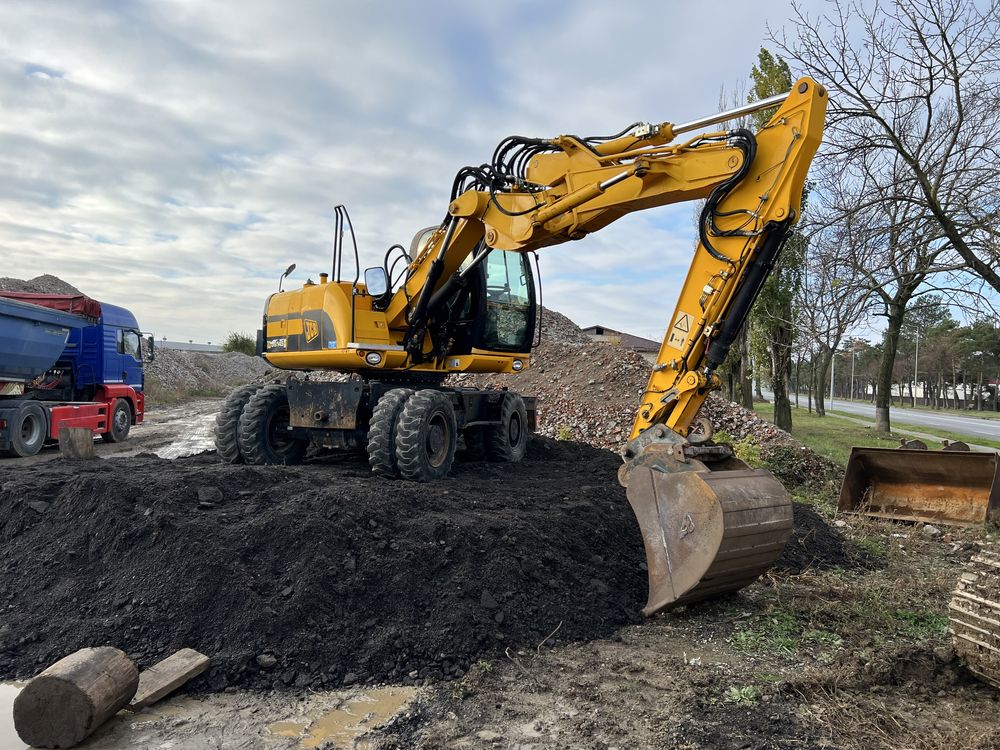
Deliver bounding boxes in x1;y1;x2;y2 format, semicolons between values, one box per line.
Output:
839;447;1000;526
626;464;794;616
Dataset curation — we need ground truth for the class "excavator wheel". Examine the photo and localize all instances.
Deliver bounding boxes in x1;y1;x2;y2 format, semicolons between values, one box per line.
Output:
950;547;1000;688
395;389;457;481
485;392;528;463
215;384;262;464
367;388;414;477
238;384;307;466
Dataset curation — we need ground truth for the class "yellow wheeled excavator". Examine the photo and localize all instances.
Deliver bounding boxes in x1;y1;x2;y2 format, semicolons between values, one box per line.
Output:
216;78;827;614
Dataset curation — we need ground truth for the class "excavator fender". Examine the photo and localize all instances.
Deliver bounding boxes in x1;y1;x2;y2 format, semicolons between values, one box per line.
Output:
626;464;793;615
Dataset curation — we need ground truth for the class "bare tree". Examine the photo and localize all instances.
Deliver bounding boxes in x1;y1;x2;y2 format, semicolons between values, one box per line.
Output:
774;0;1000;294
795;215;872;417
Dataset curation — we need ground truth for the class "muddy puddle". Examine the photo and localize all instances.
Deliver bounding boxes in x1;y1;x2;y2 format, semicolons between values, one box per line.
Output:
0;683;27;749
0;682;416;749
268;686;416;748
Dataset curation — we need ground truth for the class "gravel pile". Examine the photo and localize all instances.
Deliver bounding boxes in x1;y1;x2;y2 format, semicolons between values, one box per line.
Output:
455;308;840;488
452;308;650;449
0;274;83;295
146;349;273;395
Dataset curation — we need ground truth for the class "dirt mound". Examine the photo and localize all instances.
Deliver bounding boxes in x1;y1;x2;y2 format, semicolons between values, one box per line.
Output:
452;308;651;449
0;439;646;691
145;349;273;400
0;274;83;295
700;397;842;488
776;503;879;573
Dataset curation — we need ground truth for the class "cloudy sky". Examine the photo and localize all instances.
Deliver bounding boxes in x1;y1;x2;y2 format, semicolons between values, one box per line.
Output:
0;0;818;343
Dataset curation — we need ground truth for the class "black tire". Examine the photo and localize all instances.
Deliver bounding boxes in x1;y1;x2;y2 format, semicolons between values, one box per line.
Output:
395;389;457;481
5;402;47;457
486;392;528;463
367;388;414;477
461;426;488;461
238;384;307;465
214;384;262;463
101;398;132;443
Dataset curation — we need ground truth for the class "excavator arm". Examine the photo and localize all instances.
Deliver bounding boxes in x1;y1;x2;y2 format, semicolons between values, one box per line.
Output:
388;79;826;449
381;80;827;615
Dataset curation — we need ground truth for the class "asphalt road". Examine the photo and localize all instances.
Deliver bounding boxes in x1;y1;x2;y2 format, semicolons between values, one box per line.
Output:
821;399;1000;441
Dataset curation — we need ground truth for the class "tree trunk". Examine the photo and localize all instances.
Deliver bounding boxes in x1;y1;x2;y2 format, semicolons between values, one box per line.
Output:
13;647;138;749
737;329;753;410
978;369;984;411
807;356;814;413
795;353;801;408
814;350;830;417
769;316;794;432
875;306;905;433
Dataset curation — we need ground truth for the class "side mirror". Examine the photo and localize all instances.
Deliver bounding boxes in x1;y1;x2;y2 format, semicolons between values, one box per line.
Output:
364;266;388;297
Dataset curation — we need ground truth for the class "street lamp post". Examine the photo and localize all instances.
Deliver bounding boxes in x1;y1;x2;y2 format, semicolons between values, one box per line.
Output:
850;342;856;401
830;347;836;411
913;328;919;408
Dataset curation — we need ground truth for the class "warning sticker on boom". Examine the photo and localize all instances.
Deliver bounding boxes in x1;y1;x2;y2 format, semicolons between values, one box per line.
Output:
666;310;693;350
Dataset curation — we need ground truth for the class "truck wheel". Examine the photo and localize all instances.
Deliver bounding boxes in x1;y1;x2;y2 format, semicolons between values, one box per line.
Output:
101;398;132;443
215;384;262;463
395;389;457;481
238;384;306;466
486;392;528;463
367;388;414;477
5;402;47;457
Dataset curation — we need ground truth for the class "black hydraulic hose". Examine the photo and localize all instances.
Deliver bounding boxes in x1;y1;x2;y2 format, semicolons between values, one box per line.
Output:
405;219;458;349
699;129;757;263
426;243;490;313
704;220;791;372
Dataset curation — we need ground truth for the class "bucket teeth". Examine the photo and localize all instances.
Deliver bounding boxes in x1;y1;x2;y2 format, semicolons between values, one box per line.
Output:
625;465;793;615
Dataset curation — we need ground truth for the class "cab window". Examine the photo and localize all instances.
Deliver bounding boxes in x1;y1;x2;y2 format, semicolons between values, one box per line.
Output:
481;251;532;350
118;329;142;359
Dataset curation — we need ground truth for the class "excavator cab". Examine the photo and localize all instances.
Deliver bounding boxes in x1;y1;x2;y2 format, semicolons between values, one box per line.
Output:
439;246;537;356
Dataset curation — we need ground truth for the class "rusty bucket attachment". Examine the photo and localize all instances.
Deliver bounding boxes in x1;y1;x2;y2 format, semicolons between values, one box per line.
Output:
625;464;793;616
839;447;1000;526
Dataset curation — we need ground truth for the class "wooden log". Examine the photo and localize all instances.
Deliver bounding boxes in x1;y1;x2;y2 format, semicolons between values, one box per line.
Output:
128;648;210;710
58;427;95;459
13;646;138;749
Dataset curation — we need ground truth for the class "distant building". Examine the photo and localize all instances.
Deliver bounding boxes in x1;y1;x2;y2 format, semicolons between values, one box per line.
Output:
581;325;660;363
156;340;224;353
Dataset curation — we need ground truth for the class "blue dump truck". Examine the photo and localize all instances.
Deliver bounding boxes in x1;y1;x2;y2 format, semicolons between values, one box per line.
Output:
0;291;145;457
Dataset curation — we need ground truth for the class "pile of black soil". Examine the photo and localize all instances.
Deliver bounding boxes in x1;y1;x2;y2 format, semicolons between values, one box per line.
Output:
0;439;850;692
776;503;882;573
0;439;646;691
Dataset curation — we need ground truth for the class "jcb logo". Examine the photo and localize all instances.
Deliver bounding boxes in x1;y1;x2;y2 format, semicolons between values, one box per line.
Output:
304;319;319;343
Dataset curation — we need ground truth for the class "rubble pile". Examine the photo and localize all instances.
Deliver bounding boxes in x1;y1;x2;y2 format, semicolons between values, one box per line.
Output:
457;307;840;486
453;308;651;449
0;274;83;295
145;349;273;397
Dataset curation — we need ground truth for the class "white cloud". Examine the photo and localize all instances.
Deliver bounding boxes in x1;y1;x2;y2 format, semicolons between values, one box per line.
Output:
0;0;816;343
